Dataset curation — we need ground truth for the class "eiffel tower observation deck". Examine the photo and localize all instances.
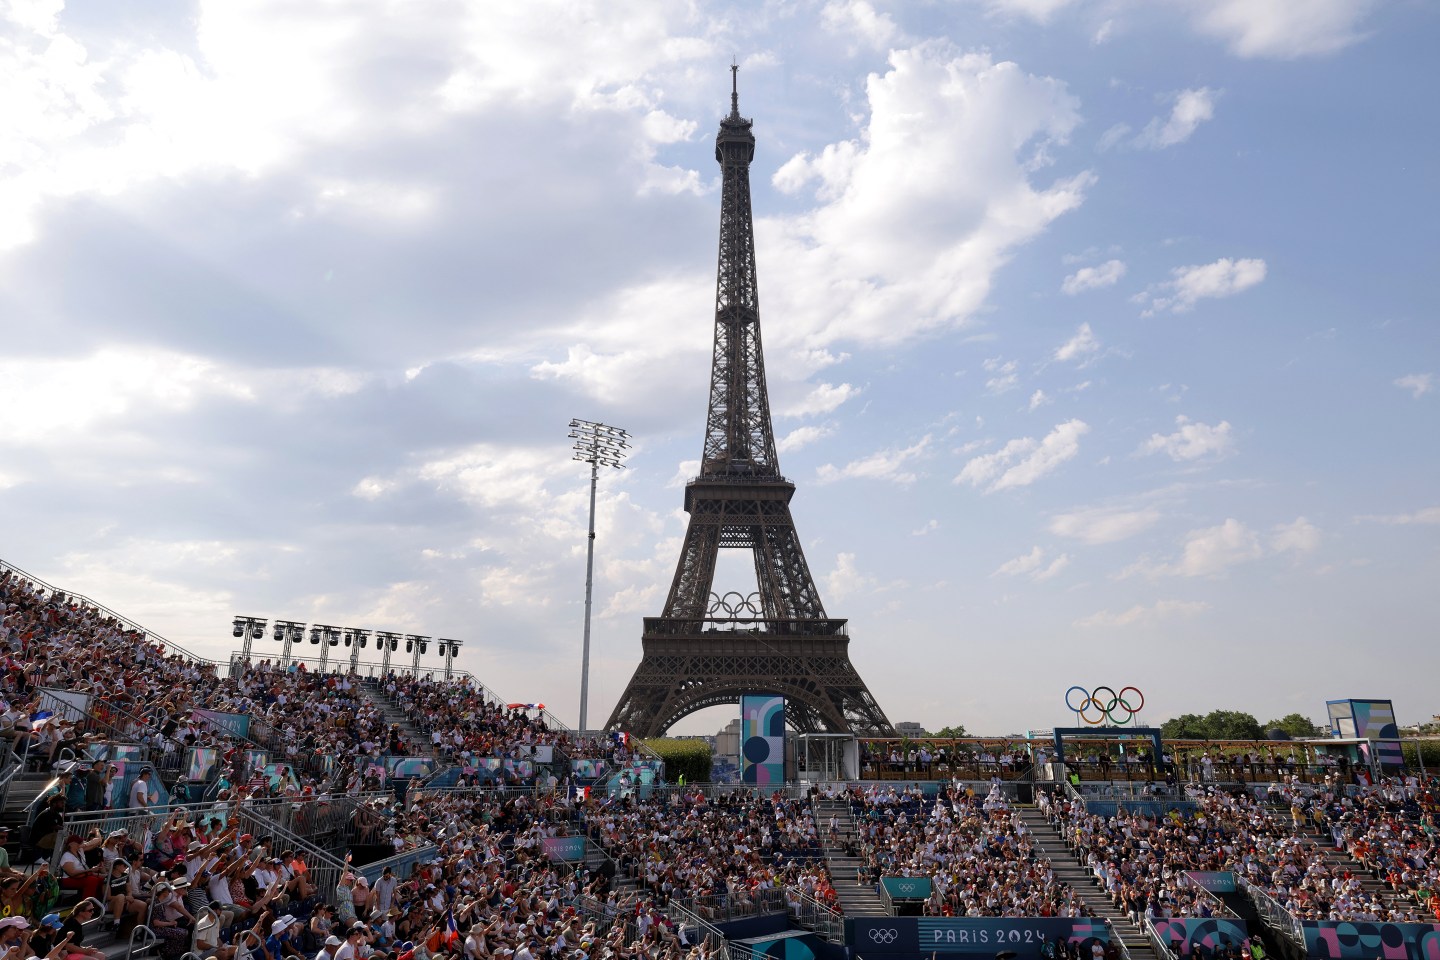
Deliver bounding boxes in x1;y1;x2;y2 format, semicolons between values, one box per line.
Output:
606;69;895;739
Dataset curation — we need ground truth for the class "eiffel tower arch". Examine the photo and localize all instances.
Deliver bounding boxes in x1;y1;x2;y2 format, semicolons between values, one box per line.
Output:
605;69;894;739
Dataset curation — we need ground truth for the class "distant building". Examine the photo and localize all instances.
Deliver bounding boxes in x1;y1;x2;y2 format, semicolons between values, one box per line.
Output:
715;719;740;759
714;719;741;783
895;721;928;738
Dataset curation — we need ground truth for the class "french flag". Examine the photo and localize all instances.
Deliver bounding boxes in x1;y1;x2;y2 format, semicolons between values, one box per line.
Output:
445;911;460;947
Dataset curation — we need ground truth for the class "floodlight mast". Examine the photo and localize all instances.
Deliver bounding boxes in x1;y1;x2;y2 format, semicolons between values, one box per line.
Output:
569;418;630;734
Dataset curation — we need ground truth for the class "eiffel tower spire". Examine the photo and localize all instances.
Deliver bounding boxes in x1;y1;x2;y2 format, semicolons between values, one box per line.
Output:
606;70;894;739
704;62;778;479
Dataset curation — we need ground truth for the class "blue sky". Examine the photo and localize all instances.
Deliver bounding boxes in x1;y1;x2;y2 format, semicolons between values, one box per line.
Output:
1;0;1436;736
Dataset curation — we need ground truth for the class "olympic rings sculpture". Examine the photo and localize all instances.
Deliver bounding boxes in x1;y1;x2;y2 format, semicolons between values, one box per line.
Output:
1065;685;1144;725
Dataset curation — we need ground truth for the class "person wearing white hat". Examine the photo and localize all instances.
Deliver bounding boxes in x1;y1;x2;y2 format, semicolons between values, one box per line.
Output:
265;914;304;960
317;936;345;960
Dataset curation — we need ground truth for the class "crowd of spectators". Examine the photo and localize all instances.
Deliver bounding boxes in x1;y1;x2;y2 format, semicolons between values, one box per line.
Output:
583;790;837;915
846;783;1089;918
1044;777;1440;925
1281;775;1440;921
0;569;728;960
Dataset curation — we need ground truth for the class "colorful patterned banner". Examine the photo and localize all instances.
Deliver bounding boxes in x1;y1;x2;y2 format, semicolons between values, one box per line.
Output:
571;759;609;779
1302;921;1440;960
741;695;784;785
1152;919;1249;957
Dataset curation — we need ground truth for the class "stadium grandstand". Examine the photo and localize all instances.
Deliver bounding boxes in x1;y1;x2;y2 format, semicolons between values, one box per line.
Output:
1;558;1437;960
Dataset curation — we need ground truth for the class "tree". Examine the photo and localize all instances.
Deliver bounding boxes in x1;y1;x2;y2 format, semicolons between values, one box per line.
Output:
1160;711;1263;740
642;738;713;783
1161;714;1210;739
1204;710;1263;740
1263;713;1323;738
932;724;967;738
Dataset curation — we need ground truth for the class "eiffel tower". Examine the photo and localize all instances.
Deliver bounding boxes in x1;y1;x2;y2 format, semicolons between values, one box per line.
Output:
606;69;895;739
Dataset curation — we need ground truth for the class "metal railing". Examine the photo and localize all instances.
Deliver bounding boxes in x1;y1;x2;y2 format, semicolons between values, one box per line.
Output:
666;899;732;960
571;894;637;942
1145;918;1181;960
673;888;787;923
232;806;348;898
0;745;23;811
1177;872;1242;920
1239;876;1305;946
1104;919;1136;960
355;844;439;884
788;889;845;942
1062;776;1090;816
47;801;233;874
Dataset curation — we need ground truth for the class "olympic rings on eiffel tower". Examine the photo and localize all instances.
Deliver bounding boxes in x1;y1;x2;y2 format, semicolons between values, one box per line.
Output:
1065;685;1144;725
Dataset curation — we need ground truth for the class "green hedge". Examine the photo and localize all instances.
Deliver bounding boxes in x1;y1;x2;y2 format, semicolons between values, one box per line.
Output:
1402;740;1440;770
643;738;713;783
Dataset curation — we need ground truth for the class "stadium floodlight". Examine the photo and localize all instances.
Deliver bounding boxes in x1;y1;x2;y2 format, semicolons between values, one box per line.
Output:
569;418;630;734
407;635;429;675
375;631;403;674
348;628;367;673
231;616;268;665
438;639;462;680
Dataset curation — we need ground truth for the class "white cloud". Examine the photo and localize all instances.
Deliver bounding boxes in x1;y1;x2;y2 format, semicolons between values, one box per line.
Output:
1129;518;1264;578
1034;554;1071;580
1134;88;1217;149
0;0;715;250
1140;415;1234;461
956;419;1089;493
1049;505;1161;544
820;0;900;50
783;382;859;418
762;43;1093;349
777;424;837;453
1053;322;1100;362
824;552;872;600
1394;373;1434;399
996;546;1044;576
984;357;1019;394
1075;599;1209;629
1062;261;1126;295
1188;0;1380;59
997;546;1072;581
667;460;701;488
1097;123;1131;152
975;0;1081;23
1356;507;1440;526
1027;389;1051;412
817;435;931;486
1271;517;1321;554
1054;325;1094;365
1136;257;1267;315
911;519;940;537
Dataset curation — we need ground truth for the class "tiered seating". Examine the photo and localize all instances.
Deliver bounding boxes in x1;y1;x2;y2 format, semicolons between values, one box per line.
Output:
2;567;734;960
1045;780;1438;924
584;789;837;912
848;784;1089;918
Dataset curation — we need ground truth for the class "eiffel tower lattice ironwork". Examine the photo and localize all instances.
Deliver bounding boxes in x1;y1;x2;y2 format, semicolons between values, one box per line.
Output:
606;68;895;739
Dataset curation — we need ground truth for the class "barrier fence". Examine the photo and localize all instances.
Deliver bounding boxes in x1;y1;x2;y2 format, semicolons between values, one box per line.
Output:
1238;876;1305;947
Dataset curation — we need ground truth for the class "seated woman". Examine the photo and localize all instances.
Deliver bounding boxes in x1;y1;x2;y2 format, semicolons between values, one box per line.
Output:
149;884;196;960
53;901;108;960
106;861;147;935
57;834;105;902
